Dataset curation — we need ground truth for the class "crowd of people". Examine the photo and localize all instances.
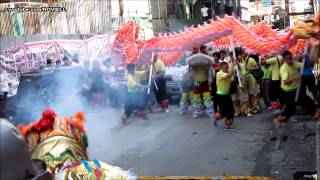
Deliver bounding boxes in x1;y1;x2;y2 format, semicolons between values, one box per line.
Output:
3;40;317;133
115;42;320;134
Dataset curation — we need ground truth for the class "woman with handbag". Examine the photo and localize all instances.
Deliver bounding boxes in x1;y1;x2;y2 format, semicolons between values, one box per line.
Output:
231;48;252;117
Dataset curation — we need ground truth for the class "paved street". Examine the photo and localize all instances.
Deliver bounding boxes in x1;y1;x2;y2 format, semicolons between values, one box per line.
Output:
253;115;316;180
84;106;317;179
85;107;276;177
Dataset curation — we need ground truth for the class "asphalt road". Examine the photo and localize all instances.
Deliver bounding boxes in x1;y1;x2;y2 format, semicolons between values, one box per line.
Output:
85;107;277;177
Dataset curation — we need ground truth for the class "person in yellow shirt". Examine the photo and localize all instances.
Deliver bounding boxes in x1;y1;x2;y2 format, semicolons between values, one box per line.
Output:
276;51;316;124
137;64;152;112
152;55;170;113
265;55;283;110
244;54;261;114
121;64;148;123
216;61;236;130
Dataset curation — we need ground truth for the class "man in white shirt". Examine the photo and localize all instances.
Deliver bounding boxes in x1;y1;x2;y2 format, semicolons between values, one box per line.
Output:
201;5;209;23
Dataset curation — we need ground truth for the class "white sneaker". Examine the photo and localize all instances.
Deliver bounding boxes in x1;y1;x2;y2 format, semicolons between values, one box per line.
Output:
193;114;200;118
267;106;272;110
246;113;253;117
165;109;170;113
252;110;258;114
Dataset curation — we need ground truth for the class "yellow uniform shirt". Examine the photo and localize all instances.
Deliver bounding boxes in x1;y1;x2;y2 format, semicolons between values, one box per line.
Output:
266;55;283;81
137;64;148;81
238;62;246;75
216;70;231;95
192;66;208;81
127;74;137;92
127;71;145;92
152;59;166;77
232;63;245;84
245;57;257;70
280;62;302;91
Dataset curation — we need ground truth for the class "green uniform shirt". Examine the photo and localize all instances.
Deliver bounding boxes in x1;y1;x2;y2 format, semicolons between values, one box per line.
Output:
216;70;231;95
262;66;271;80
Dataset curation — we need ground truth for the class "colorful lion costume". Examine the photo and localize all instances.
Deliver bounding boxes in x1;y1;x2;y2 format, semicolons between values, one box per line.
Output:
17;109;133;180
186;53;215;120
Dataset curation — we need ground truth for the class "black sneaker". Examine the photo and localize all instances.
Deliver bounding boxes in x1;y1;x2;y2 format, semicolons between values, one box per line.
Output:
281;135;288;142
270;136;277;141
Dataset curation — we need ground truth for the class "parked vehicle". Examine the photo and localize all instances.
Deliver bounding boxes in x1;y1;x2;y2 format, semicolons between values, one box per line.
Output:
165;56;188;104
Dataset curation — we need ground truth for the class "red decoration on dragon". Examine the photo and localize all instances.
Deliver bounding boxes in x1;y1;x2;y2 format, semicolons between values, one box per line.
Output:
110;13;319;66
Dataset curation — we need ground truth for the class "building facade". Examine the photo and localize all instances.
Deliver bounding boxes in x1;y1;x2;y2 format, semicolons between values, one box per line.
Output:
0;0;112;35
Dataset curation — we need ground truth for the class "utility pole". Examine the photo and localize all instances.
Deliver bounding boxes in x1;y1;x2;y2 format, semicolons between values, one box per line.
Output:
119;0;124;17
211;0;214;19
313;0;319;15
284;0;289;27
220;0;225;17
232;0;237;16
150;0;169;35
237;0;241;19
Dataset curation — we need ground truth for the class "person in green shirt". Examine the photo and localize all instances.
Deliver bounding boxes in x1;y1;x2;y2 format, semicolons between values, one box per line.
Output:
216;61;236;130
276;51;316;124
261;63;271;109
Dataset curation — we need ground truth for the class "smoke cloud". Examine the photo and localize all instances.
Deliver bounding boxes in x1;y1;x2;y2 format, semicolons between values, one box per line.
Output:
14;62;122;127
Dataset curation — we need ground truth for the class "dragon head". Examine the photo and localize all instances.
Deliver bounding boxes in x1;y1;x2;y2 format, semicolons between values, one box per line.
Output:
291;11;320;39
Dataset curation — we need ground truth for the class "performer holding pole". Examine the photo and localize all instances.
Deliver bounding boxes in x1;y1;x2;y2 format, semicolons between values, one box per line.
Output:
121;64;149;123
272;51;317;146
151;53;169;113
